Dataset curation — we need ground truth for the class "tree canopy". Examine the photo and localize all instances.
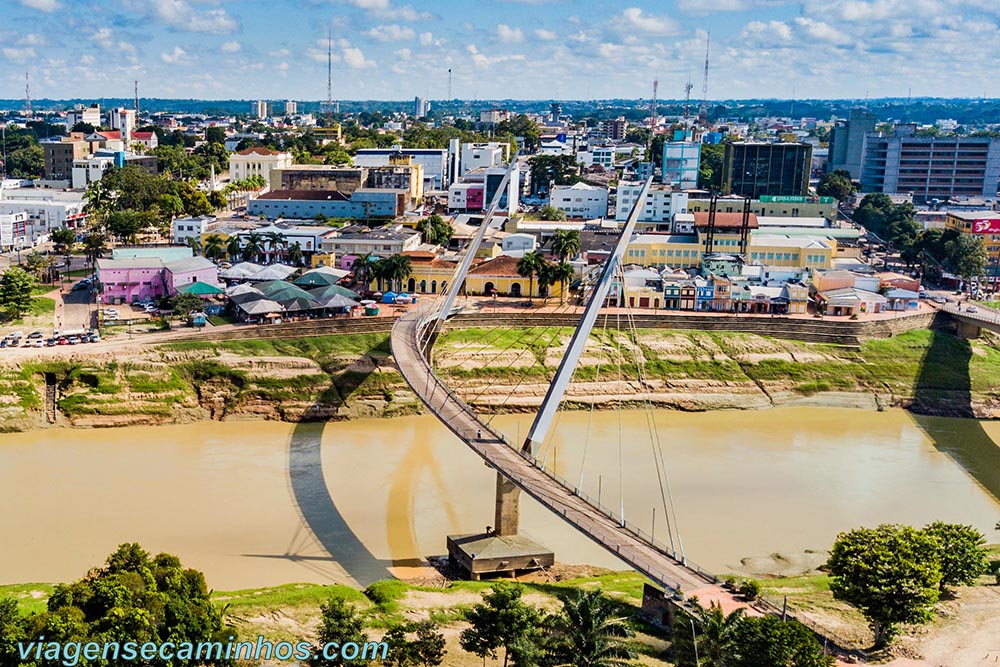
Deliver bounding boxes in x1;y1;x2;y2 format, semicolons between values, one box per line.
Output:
827;524;943;646
0;267;37;321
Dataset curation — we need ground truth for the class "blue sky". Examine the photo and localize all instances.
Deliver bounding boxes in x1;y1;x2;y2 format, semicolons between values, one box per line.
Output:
1;0;998;102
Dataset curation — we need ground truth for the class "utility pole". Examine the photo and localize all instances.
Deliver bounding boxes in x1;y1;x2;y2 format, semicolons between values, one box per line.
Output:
683;80;693;121
447;68;452;101
134;80;139;115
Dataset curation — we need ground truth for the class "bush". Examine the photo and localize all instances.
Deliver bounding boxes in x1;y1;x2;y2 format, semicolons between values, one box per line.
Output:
363;579;408;611
738;579;762;601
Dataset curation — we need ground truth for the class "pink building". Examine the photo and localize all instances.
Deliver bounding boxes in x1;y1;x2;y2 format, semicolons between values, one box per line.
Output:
466;186;484;210
97;257;220;304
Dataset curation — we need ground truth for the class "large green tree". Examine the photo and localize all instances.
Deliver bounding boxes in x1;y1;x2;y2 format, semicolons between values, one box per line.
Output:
816;169;855;202
459;582;544;667
922;522;990;592
416;214;453;245
698;144;724;190
0;267;37;320
23;543;233;667
550;230;581;262
528;155;580;196
0;597;29;667
826;524;942;646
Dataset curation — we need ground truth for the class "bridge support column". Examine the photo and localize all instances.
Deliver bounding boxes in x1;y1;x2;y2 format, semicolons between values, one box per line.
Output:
955;319;982;339
494;472;520;537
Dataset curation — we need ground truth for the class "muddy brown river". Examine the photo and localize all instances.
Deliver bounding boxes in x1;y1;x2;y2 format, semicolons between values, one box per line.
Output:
1;408;998;589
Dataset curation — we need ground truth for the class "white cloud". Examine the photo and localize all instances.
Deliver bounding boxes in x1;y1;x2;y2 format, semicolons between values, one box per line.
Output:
793;17;853;45
277;62;289;71
18;33;46;46
17;0;59;11
366;24;416;41
496;24;525;43
534;28;558;41
419;31;434;45
2;47;36;62
142;0;239;34
613;7;678;35
160;46;192;64
270;48;291;58
339;0;431;21
221;40;242;53
342;46;375;68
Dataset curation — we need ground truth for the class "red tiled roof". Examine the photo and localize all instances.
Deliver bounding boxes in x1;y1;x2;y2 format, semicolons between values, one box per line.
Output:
468;255;522;277
692;212;759;230
97;130;121;140
132;131;156;140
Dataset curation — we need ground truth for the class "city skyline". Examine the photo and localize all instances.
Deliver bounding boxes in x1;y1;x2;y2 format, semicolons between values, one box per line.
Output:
0;0;998;102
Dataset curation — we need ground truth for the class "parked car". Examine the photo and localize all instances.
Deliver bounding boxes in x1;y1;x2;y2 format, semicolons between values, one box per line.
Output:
57;337;69;345
33;339;43;348
45;338;56;347
89;333;101;343
0;339;7;349
27;331;44;339
67;336;80;345
918;290;928;298
932;296;946;304
71;282;91;292
967;305;979;313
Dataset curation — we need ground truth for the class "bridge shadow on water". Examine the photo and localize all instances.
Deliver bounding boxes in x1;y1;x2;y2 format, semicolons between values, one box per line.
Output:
909;329;1000;504
243;418;393;587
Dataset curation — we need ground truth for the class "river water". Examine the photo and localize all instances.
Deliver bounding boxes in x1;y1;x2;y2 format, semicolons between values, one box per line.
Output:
1;408;998;590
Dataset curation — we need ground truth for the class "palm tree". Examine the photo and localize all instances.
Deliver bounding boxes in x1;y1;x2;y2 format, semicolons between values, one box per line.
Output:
384;254;412;292
204;235;226;262
516;251;545;302
550;589;634;667
551;229;581;262
82;233;108;269
264;231;287;264
690;602;745;666
186;236;202;255
355;253;381;290
242;232;264;262
226;235;242;262
549;261;576;305
287;242;304;267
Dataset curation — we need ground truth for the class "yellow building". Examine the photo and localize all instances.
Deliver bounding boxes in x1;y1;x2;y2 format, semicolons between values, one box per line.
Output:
748;234;836;269
393;251;457;294
623;230;835;271
464;255;564;299
945;212;1000;272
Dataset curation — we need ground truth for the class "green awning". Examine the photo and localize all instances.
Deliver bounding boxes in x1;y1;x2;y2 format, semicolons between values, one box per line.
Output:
178;281;225;296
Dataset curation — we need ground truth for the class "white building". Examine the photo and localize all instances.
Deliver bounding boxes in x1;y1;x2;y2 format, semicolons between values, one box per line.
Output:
479;108;511;125
253;100;268;119
108;107;137;142
500;232;537;257
662;141;700;189
577;146;614;170
616;182;689;229
0;188;88;242
550;182;609;219
131;131;159;151
72;155;116;190
0;212;29;251
354;146;448;190
284;100;298;116
413;97;429;117
538;140;569;156
66;104;101;128
171;216;217;245
460;142;508;176
229;147;293;183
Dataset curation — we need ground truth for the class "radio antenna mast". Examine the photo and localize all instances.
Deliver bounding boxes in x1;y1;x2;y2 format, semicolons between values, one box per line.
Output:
699;31;710;122
25;71;32;118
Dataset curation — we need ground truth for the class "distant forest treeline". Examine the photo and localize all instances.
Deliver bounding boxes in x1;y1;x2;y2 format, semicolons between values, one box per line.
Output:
3;97;1000;125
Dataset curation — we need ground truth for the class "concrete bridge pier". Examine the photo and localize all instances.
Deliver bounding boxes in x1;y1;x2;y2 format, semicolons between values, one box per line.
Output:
494;472;521;536
955;319;982;339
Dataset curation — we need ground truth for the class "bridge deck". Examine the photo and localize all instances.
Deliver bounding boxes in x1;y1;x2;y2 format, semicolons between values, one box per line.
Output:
391;307;714;593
